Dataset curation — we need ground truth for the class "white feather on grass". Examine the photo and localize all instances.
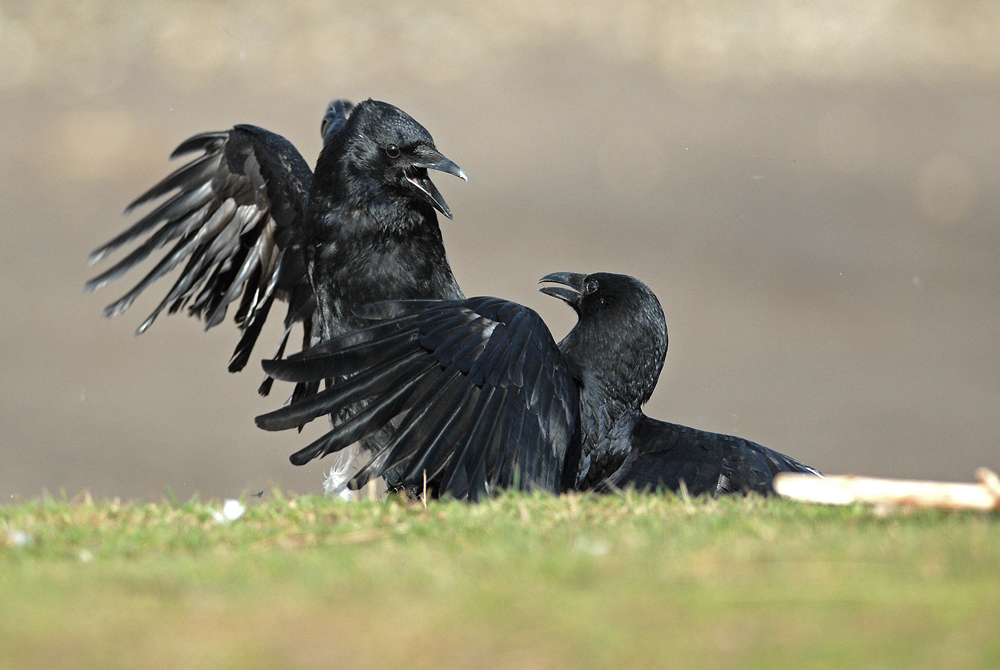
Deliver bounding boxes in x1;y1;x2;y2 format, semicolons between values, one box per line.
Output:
323;448;357;502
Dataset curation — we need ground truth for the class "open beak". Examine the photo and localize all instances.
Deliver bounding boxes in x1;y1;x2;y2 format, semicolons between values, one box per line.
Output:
538;272;588;306
406;150;467;220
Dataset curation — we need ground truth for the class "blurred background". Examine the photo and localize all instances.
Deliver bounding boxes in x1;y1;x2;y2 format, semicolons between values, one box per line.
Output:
1;0;998;501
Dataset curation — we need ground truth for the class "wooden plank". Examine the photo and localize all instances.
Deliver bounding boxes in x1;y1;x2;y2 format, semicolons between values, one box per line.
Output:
773;469;1000;511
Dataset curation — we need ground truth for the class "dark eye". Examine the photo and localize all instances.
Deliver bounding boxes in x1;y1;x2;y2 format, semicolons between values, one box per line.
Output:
585;280;599;294
385;144;400;158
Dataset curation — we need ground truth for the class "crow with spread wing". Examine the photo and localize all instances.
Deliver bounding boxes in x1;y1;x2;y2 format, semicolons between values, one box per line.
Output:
256;272;820;500
86;99;467;397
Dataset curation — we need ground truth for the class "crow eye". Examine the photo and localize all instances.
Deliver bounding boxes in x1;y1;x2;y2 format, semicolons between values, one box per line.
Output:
585;280;599;294
385;144;400;158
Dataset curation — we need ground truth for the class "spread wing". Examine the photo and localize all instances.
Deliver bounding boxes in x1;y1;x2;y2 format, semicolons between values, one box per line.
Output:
85;123;318;387
256;297;581;501
617;418;821;496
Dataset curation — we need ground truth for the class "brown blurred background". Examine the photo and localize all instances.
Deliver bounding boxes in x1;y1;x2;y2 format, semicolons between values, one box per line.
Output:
1;1;998;501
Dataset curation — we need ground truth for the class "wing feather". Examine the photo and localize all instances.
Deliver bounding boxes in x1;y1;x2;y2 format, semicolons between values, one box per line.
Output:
86;123;318;386
259;297;580;500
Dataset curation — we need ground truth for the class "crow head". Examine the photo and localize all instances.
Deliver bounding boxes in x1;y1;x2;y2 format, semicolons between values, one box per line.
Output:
540;272;668;407
339;99;467;219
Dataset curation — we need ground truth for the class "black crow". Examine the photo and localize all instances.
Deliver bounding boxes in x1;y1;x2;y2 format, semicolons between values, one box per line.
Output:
539;273;821;496
255;272;819;500
85;99;466;395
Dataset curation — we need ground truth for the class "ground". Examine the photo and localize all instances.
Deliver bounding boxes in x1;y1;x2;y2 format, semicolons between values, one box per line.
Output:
2;490;998;670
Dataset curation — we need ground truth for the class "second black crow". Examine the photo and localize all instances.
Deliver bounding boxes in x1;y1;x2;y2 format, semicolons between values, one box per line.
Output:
256;272;820;499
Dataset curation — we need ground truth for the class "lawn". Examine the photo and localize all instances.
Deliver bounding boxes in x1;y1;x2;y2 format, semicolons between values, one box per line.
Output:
2;490;998;670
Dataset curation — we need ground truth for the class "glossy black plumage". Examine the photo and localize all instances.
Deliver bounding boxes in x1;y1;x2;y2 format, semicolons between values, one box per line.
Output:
256;297;580;500
86;99;466;396
257;271;819;500
301;100;466;342
609;419;821;496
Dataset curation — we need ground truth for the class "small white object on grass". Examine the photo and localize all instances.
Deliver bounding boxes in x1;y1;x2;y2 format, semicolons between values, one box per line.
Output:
573;535;610;556
8;530;30;547
323;449;357;502
209;499;246;523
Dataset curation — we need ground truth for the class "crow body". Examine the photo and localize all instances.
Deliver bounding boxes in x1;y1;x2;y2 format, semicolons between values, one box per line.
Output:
611;419;820;496
302;100;466;342
86;99;466;395
256;272;820;500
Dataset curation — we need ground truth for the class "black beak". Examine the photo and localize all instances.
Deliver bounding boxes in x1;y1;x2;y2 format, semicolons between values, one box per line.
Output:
538;272;588;306
407;150;467;220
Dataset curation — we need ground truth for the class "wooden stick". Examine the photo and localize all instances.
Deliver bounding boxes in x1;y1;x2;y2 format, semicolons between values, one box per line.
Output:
773;469;1000;511
978;467;1000;499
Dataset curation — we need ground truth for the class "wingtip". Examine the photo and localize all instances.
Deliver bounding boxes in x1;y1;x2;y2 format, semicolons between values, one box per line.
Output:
204;304;227;330
256;407;301;433
348;474;369;491
122;192;151;215
86;249;108;267
135;312;157;334
259;358;305;382
289;447;317;466
99;296;134;320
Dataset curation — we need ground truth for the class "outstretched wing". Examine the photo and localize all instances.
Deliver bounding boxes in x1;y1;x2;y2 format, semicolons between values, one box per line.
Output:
256;297;581;501
616;418;821;496
84;123;317;385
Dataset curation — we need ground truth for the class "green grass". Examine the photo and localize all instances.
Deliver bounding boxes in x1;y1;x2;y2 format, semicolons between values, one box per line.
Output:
2;490;999;670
